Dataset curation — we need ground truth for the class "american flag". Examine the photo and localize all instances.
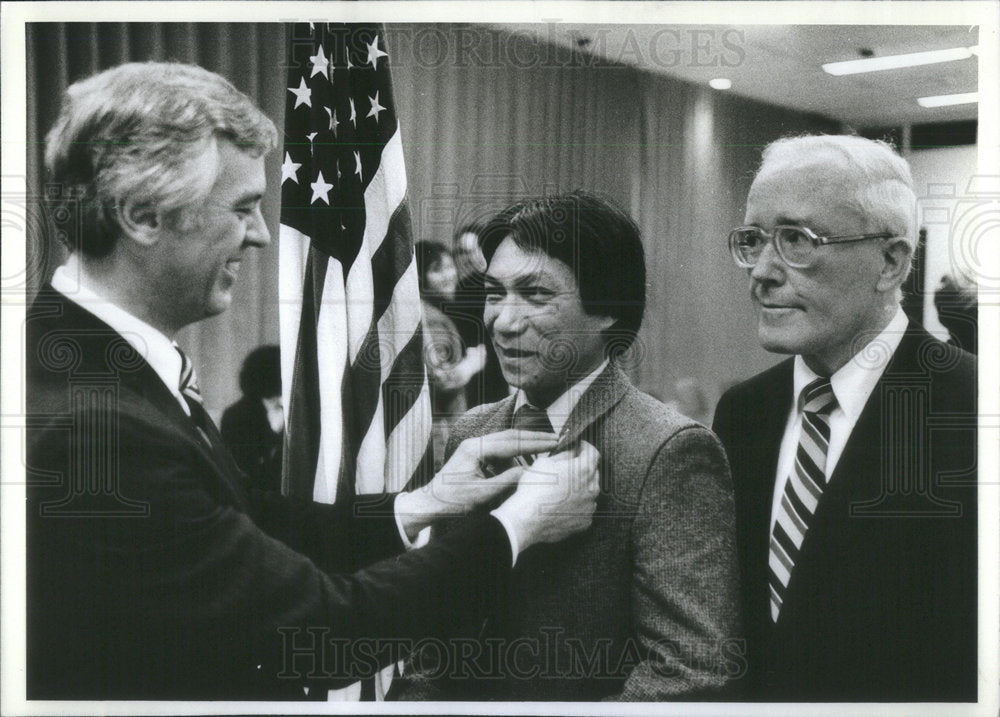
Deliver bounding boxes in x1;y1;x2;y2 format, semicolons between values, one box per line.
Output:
279;22;432;504
278;21;431;697
278;23;432;693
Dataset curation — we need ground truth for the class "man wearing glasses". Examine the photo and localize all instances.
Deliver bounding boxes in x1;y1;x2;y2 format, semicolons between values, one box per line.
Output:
713;135;977;701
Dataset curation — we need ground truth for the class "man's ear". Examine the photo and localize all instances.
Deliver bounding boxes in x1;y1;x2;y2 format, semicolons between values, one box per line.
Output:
876;236;913;293
116;198;164;247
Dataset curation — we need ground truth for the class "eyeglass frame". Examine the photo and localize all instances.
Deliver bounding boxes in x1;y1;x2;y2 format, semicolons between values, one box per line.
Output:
728;225;893;269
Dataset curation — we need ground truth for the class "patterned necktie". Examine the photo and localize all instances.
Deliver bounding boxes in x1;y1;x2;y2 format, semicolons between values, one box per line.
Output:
511;404;554;465
175;345;215;444
768;377;837;622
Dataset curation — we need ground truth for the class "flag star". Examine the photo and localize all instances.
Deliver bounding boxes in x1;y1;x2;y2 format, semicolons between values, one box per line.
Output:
349;97;357;128
288;76;312;109
335;157;341;181
367;91;386;123
306;132;318;156
310;170;334;205
309;45;329;80
354;151;363;182
326;106;339;136
366;35;388;70
281;151;302;185
346;52;354;71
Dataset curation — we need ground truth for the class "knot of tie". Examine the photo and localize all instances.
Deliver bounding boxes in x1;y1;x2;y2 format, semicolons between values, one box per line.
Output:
800;377;836;417
512;403;554;436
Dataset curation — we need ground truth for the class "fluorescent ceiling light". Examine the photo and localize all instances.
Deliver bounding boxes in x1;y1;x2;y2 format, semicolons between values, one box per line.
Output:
823;46;978;76
709;78;732;90
917;92;979;108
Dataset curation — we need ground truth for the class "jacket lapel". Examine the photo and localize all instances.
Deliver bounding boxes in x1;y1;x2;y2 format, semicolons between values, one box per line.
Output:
41;290;250;509
553;364;630;453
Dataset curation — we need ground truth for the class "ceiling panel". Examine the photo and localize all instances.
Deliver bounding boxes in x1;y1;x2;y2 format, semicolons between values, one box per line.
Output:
499;24;981;127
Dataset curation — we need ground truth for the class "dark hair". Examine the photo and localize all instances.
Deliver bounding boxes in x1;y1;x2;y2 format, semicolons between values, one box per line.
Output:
480;190;646;350
239;345;281;399
413;240;452;294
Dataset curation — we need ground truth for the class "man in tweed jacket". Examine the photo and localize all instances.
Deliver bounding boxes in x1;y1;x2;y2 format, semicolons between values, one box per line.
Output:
395;191;741;700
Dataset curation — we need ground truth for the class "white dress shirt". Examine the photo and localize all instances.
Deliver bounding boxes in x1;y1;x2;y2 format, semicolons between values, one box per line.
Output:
51;255;191;415
770;307;909;532
512;359;610;438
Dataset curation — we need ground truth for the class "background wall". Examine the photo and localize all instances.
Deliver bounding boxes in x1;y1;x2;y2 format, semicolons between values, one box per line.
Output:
905;144;979;339
27;22;839;419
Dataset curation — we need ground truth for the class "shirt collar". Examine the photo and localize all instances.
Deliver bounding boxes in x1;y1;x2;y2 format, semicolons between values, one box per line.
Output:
51;255;186;407
513;359;610;437
793;306;909;422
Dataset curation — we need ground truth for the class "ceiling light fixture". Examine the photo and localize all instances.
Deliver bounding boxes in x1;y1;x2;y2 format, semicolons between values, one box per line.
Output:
822;46;978;76
917;92;979;108
709;78;732;90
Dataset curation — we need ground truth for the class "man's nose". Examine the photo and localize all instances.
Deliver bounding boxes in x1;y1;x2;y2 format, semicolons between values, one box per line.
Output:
487;295;526;336
749;239;784;285
246;206;270;247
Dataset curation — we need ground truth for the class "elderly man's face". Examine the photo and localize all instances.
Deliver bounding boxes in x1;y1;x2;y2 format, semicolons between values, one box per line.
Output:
744;163;889;376
484;237;613;408
156;140;269;329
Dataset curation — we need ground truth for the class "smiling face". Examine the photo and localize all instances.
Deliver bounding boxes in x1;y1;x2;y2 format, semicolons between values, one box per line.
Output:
484;237;614;407
152;139;269;332
744;162;894;376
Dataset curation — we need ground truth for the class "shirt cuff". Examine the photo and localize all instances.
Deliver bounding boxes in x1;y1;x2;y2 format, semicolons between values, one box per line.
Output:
489;509;520;567
393;493;431;550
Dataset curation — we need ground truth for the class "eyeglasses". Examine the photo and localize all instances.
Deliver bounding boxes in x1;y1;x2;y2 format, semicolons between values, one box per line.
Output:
728;225;892;269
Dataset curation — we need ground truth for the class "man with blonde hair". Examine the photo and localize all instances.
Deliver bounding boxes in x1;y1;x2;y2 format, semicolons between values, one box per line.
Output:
714;134;977;700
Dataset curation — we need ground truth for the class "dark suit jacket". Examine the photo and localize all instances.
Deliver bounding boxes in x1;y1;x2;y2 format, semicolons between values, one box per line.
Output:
396;365;741;701
25;287;512;700
713;325;977;701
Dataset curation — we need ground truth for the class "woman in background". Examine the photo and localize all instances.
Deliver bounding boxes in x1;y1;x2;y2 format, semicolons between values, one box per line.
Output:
221;345;284;493
415;241;487;468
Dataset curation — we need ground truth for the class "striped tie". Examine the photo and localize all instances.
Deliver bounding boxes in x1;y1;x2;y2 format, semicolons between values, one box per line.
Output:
174;345;217;448
175;345;203;407
768;377;837;622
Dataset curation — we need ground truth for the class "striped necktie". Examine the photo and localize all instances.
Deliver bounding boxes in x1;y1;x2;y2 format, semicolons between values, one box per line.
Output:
768;377;837;622
175;345;215;445
176;345;203;407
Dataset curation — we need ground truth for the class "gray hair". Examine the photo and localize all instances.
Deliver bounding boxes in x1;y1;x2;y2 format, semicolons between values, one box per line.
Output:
756;134;917;252
44;62;278;257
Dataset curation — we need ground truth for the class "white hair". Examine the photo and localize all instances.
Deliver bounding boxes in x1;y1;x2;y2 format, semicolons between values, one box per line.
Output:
757;134;917;251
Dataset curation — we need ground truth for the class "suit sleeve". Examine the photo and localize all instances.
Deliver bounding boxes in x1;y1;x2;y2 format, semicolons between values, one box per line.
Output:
613;426;742;700
248;488;404;574
28;405;512;694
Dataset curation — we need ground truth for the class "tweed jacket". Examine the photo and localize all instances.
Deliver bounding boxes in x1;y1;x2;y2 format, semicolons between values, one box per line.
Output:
396;364;741;701
713;324;977;701
25;287;514;700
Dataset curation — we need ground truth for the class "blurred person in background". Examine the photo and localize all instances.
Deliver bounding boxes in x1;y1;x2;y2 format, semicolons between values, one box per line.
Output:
415;240;487;468
933;273;977;355
221;345;284;493
445;224;510;407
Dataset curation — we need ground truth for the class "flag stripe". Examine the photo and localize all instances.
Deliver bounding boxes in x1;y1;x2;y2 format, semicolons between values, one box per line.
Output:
283;250;326;500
